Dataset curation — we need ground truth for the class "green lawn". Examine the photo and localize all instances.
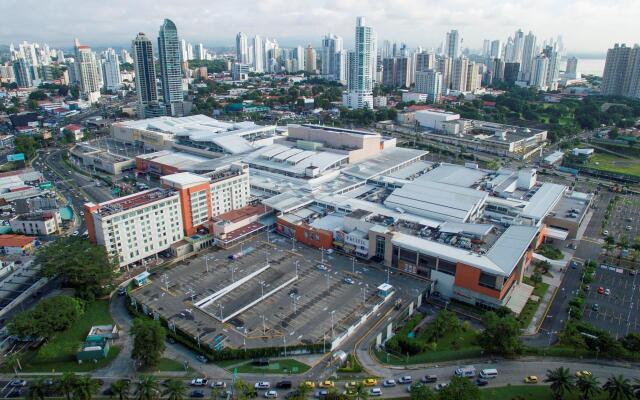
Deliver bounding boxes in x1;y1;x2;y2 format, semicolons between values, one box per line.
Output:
231;359;310;374
15;300;117;372
387;385;612;400
518;278;550;328
586;153;640;177
141;357;189;373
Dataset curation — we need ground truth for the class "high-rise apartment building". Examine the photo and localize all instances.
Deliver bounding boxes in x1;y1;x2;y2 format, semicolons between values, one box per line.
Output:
382;57;410;88
466;62;481;92
102;48;121;92
511;29;525;63
236;32;249;64
415;70;442;103
490;40;502;59
504;62;520;84
321;34;344;79
565;57;578;75
195;43;206;60
132;33;163;118
451;57;469;91
158;19;185;116
601;44;640;99
304;46;317;73
415;51;436;72
12;59;32;88
520;31;537;82
445;30;461;59
529;55;549;89
343;16;376;109
74;39;101;103
253;35;264;73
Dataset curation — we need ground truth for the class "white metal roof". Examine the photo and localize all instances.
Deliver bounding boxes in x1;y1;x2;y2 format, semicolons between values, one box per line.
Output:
161;172;210;187
521;183;566;221
485;225;539;275
416;163;487;187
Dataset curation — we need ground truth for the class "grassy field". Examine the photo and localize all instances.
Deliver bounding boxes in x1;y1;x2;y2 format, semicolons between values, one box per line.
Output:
231;359;311;374
16;301;117;373
386;385;612;400
586;153;640;177
518;278;550;329
141;358;189;373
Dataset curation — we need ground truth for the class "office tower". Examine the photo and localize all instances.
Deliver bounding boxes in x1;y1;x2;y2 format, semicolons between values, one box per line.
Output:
601;44;640;99
232;63;249;81
545;45;560;90
158;19;185;116
74;39;101;103
304;46;317;72
490;40;502;59
530;55;549;89
343;17;376;109
436;55;452;90
102;48;121;92
12;59;32;88
415;51;435;72
512;29;524;63
491;58;505;84
253;35;264;73
236;32;249;64
566;57;578;75
195;43;205;60
321;34;344;79
466;62;481;92
381;40;391;59
56;49;65;63
382;57;410;88
451;57;469;91
520;31;537;81
482;40;491;57
180;39;189;62
504;62;520;84
292;46;304;72
335;50;347;83
415;70;442;103
445;30;461;58
132;33;163;118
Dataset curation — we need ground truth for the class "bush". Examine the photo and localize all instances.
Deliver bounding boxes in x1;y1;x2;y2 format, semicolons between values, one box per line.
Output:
8;295;85;338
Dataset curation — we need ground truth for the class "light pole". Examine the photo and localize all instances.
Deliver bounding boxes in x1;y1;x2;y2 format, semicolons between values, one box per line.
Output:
259;280;266;299
387;265;390;284
283;336;287;357
262;314;267;335
218;303;224;320
352;257;356;274
294;260;299;278
321;247;324;264
231;266;238;283
330;310;336;339
292;237;296;251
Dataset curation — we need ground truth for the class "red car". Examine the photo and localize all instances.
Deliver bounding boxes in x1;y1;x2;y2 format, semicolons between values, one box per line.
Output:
597;287;605;294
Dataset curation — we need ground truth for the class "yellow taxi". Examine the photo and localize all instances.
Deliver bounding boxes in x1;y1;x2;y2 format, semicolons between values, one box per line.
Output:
301;381;316;389
363;378;377;387
576;370;592;378
319;381;335;388
524;376;538;384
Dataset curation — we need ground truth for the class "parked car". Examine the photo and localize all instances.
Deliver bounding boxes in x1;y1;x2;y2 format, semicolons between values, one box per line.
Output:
9;380;27;387
212;382;226;389
190;390;205;398
264;390;278;398
255;382;271;390
275;381;291;390
398;376;412;384
195;355;208;363
524;376;538;384
605;288;611;296
421;375;438;383
369;388;382;397
191;379;208;387
475;378;489;386
382;379;396;387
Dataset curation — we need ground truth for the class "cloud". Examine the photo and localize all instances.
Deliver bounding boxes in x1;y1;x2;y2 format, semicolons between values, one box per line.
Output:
1;0;638;54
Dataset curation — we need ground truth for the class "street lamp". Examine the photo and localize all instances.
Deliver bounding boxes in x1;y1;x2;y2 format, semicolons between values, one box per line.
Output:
330;310;336;339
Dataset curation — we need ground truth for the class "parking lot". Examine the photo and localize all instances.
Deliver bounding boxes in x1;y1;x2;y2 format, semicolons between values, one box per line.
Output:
582;265;640;338
606;194;640;242
131;232;426;350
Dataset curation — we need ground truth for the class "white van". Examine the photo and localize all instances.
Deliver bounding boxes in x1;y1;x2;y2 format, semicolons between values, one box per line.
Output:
480;368;498;379
454;366;476;378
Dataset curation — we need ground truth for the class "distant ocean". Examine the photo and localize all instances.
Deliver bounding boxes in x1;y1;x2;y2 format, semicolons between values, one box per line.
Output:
562;57;606;77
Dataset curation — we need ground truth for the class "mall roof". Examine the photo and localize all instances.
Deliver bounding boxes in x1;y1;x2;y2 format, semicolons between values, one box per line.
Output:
521;183;566;221
247;144;348;175
415;163;487;188
341;147;428;180
137;150;210;170
161;172;210;187
384;180;487;222
485;225;540;275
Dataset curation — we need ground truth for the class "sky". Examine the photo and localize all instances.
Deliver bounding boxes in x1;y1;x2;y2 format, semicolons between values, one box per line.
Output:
1;0;638;55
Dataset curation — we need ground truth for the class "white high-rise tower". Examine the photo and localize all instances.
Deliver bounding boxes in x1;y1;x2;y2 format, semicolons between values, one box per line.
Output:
236;32;249;64
342;16;376;109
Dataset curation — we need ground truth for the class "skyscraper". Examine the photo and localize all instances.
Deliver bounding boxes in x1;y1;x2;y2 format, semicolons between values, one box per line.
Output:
253;35;264;73
512;29;525;63
158;19;185;116
382;57;409;88
445;30;461;59
451;57;469;91
530;55;549;89
132;32;162;118
343;16;376;109
601;44;640;99
490;40;502;59
520;31;537;82
304;46;317;73
565;57;578;75
102;48;121;92
321;34;343;79
74;38;101;103
415;51;436;72
195;43;205;60
235;32;249;64
415;70;442;103
12;59;32;88
504;62;520;84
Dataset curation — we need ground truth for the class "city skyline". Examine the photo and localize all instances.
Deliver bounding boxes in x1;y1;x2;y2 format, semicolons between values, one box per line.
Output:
1;0;639;55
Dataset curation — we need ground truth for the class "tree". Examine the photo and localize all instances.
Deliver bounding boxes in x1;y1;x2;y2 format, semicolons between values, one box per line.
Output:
477;311;522;356
410;384;437;400
26;378;47;400
620;333;640;354
74;375;100;400
163;379;185;400
110;379;130;400
14;135;40;162
37;237;115;300
352;383;369;400
232;379;254;400
576;375;600;400
436;376;480;400
57;372;78;400
545;367;575;400
131;318;166;368
602;375;633;400
135;376;160;400
8;295;84;338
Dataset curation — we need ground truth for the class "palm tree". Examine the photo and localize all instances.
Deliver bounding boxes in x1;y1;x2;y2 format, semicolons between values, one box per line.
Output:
576;375;600;400
353;383;369;400
603;375;634;400
26;378;47;400
295;383;312;400
136;376;160;400
163;379;185;400
545;367;575;400
57;372;79;400
110;379;131;400
74;375;100;400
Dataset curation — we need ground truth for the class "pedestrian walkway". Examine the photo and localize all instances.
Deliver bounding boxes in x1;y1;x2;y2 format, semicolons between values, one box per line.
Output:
523;284;557;335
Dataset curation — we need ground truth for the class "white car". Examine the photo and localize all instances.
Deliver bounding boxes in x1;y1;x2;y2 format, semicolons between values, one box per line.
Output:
382;379;396;387
605;288;611;296
369;388;382;397
343;277;355;285
255;382;271;390
264;390;278;398
191;378;208;386
316;264;328;271
435;383;449;391
398;376;412;384
603;230;609;236
211;382;226;389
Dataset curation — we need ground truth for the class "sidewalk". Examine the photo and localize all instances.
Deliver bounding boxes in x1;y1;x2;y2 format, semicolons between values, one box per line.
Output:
523;284;557;335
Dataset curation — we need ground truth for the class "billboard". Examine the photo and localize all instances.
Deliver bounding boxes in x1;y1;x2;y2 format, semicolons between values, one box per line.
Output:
7;153;25;162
